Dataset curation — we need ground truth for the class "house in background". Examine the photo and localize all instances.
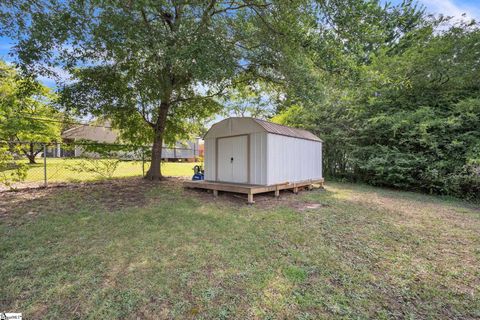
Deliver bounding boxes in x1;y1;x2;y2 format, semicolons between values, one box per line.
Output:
62;123;118;144
60;122;202;161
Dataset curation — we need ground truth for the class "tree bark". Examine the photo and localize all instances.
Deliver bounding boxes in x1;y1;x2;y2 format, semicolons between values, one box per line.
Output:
27;154;36;164
27;142;37;164
145;102;170;180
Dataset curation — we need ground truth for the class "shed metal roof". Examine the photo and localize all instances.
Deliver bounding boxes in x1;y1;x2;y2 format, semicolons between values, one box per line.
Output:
204;117;322;142
252;118;322;142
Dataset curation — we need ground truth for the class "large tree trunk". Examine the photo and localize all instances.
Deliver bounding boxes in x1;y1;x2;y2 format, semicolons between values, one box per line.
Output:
147;132;164;180
145;102;170;180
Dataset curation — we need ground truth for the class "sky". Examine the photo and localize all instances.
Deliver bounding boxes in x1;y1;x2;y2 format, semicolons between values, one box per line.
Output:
1;0;479;89
418;0;480;20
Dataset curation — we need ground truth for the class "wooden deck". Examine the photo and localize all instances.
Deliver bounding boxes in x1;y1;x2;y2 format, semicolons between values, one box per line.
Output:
183;179;324;204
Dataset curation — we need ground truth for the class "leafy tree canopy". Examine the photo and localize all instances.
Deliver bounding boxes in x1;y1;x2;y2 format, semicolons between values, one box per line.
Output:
275;18;480;200
1;0;319;179
0;61;62;163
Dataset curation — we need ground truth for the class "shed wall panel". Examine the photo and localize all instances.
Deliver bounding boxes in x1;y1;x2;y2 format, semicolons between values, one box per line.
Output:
204;138;216;181
249;132;268;185
266;134;322;185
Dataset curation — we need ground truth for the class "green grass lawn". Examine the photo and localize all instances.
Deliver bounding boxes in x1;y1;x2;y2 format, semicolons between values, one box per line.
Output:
10;158;199;184
1;180;479;319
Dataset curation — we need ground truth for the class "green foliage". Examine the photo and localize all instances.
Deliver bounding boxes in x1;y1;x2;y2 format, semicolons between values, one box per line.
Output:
0;61;62;163
275;17;480;200
0;145;27;189
0;0;316;178
2;0;478;195
222;79;278;118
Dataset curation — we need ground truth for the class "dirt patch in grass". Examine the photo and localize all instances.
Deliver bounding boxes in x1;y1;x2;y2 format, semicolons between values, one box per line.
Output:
1;177;328;221
0;178;185;224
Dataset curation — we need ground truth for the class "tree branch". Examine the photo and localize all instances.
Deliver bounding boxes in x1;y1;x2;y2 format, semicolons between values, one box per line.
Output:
249;4;284;36
171;77;253;104
137;93;155;128
152;5;175;32
212;3;252;15
140;8;153;32
197;0;218;32
33;148;43;156
211;1;272;16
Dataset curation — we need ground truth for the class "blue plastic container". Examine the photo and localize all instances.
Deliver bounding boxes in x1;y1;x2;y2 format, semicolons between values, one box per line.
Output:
192;173;204;180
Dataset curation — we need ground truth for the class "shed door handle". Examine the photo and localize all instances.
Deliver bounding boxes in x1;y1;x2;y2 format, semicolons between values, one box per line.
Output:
230;157;234;163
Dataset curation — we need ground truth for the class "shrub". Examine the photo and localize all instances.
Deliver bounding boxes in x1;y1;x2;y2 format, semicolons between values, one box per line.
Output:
0;145;27;189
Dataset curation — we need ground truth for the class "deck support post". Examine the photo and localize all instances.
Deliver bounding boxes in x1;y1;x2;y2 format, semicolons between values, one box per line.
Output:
274;186;280;198
213;190;218;197
247;193;254;204
293;183;298;194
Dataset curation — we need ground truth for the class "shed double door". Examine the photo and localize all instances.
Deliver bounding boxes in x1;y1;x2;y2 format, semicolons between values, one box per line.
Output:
217;135;248;183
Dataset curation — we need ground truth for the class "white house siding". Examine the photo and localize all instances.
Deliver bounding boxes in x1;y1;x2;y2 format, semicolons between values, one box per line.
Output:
266;134;322;185
167;140;200;159
162;148;174;158
249;132;268;185
172;148;190;159
204;138;216;181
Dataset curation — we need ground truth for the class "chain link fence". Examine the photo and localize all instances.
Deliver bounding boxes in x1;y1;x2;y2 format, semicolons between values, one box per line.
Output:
0;141;201;191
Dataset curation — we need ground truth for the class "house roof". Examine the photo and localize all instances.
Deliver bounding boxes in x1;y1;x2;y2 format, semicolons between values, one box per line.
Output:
204;117;322;142
61;122;118;143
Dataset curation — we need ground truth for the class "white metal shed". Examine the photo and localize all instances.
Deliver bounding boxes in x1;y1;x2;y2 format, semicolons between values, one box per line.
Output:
203;117;323;185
